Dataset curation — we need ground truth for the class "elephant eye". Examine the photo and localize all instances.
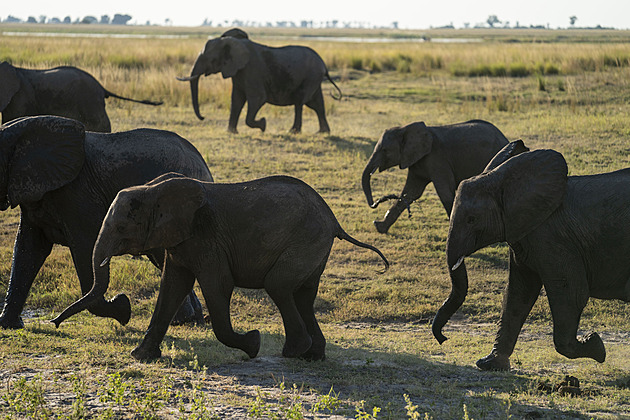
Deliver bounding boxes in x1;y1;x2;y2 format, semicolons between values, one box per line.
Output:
466;215;476;225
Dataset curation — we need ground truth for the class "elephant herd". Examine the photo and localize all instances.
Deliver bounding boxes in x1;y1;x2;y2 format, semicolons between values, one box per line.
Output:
1;28;628;372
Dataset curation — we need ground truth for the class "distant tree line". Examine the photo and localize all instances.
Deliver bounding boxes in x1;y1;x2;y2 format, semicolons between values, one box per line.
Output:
2;14;132;25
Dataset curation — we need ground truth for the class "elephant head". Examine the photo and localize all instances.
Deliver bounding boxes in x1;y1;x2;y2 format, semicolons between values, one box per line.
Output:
362;122;433;208
0;116;85;210
53;175;207;325
0;62;20;113
432;146;568;343
177;36;250;121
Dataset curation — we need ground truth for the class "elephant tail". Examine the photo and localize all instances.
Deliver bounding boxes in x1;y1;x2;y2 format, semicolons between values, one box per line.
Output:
325;72;343;101
337;230;389;273
103;89;164;106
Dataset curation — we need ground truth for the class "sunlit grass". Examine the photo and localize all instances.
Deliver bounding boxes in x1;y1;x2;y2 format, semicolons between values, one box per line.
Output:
1;26;630;418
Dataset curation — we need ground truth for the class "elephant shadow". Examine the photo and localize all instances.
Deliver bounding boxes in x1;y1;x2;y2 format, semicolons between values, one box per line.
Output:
326;135;376;157
158;328;587;419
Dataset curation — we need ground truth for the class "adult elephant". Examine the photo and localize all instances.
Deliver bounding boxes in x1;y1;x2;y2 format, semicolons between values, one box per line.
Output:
54;174;388;361
362;120;508;233
0;116;211;329
433;140;630;371
0;62;162;132
177;29;341;134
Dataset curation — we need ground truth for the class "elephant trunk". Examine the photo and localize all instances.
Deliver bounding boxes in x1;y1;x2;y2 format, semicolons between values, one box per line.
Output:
362;154;381;208
431;244;469;344
188;54;209;121
189;74;204;121
50;236;115;327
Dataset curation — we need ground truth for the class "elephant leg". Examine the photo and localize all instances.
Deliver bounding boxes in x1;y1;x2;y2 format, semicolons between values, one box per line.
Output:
305;88;330;133
265;268;312;358
432;172;457;216
477;255;542;371
244;96;266;132
374;174;429;234
0;218;53;329
544;267;605;363
290;104;303;133
198;270;260;358
293;259;328;361
228;88;246;133
70;242;131;326
148;250;204;326
132;256;196;360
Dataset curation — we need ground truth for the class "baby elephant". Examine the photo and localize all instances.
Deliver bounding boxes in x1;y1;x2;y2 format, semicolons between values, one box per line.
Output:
56;174;388;361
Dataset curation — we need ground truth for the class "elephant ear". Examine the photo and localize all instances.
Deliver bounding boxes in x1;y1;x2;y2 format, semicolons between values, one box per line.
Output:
144;178;207;249
493;149;568;243
483;139;530;173
7;116;85;206
221;38;250;78
0;62;20;112
400;122;433;169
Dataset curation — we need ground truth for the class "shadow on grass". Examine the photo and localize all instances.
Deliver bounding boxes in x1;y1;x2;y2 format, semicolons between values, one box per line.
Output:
156;329;589;419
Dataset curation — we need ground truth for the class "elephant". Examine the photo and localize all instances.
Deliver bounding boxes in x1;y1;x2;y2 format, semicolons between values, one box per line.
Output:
54;174;389;361
0;116;212;330
0;62;163;132
177;28;342;134
362;120;509;234
432;140;630;371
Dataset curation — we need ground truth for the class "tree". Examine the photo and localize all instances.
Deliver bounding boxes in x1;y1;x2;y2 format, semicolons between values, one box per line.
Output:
487;15;500;28
112;14;132;25
570;16;578;27
100;15;110;24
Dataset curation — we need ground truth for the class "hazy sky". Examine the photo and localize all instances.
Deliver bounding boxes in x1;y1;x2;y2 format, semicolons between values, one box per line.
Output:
3;0;628;29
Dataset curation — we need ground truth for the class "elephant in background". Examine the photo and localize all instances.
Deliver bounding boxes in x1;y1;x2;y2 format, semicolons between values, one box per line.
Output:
433;140;630;370
54;174;389;361
0;116;211;329
0;62;163;132
362;120;509;233
177;28;342;134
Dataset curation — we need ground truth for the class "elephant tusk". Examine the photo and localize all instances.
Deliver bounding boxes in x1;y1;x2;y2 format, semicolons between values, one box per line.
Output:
451;256;465;271
176;75;200;82
100;257;111;267
370;167;378;175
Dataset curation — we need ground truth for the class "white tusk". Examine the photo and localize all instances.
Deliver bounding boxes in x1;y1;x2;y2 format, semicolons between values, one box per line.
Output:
100;257;111;267
176;75;200;82
451;256;465;271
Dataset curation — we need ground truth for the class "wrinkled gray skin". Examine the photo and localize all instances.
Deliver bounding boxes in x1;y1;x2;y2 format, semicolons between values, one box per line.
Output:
56;174;388;361
178;29;341;134
0;116;211;329
0;61;162;132
362;120;509;233
434;140;630;371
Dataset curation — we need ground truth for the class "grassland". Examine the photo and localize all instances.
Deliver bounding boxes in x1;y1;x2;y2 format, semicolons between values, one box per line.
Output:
1;24;630;418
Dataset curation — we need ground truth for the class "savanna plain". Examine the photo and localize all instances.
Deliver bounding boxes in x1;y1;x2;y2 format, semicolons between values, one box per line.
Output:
1;25;630;419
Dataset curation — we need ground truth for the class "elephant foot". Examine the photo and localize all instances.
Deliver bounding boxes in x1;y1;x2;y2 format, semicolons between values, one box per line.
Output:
299;340;326;361
581;332;606;363
317;125;330;134
476;352;510;371
282;334;313;358
289;127;301;134
131;342;162;361
170;292;204;326
227;127;238;134
242;330;261;359
0;314;24;329
373;220;390;234
259;118;267;132
109;294;132;326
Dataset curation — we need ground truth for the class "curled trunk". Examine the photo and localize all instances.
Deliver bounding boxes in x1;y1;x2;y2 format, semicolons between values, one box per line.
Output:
431;250;469;344
362;154;381;208
50;238;114;327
